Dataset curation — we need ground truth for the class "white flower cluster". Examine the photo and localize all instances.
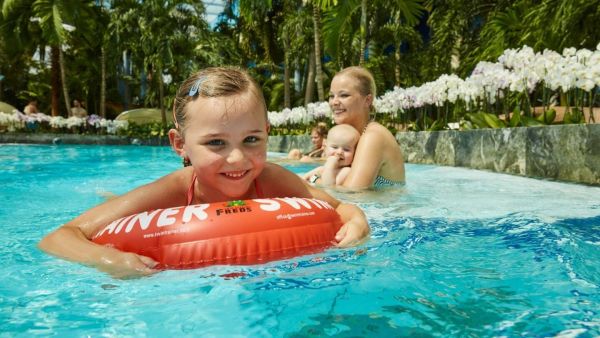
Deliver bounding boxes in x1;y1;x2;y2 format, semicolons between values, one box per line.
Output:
0;110;129;134
269;44;600;124
268;102;331;127
0;111;23;131
380;44;600;112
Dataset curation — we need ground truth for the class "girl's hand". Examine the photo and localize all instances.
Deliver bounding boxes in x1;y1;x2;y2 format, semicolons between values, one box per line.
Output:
334;219;370;247
96;251;159;279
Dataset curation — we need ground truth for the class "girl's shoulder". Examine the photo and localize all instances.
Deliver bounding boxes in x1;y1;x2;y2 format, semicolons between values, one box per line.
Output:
259;162;312;198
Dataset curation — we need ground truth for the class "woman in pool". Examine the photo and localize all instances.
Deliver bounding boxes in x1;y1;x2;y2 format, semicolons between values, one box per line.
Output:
304;124;360;186
287;122;328;162
328;66;405;188
39;67;369;278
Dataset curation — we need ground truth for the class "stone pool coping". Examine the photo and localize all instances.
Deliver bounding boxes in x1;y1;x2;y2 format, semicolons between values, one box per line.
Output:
2;124;599;186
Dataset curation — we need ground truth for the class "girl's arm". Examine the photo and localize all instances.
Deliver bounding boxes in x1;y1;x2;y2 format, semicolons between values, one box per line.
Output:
38;169;190;278
262;163;370;246
305;183;369;247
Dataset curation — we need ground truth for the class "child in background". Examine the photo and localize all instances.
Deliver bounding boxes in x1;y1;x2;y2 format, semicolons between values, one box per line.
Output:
304;124;360;186
287;122;329;162
39;67;369;279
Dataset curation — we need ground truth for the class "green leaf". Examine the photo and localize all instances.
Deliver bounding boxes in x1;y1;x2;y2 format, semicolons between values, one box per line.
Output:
509;110;521;127
520;115;545;127
535;109;556;124
482;113;506;129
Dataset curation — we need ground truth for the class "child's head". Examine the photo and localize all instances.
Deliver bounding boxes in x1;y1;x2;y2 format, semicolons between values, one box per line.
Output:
172;67;267;137
310;122;329;148
324;124;360;167
169;67;270;199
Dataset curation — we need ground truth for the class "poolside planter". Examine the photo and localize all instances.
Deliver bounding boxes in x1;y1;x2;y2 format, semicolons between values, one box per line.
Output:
269;124;600;186
395;124;600;186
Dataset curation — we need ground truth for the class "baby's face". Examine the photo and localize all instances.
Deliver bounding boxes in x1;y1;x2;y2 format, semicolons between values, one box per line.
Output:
325;132;357;167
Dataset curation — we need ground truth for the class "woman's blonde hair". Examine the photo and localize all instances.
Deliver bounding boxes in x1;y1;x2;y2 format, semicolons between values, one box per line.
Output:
172;67;267;134
335;66;377;99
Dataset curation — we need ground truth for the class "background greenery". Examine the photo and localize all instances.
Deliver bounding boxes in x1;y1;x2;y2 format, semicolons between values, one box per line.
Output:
1;0;599;130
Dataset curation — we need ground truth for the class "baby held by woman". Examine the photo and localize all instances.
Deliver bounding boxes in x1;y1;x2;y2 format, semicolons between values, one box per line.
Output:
304;124;360;186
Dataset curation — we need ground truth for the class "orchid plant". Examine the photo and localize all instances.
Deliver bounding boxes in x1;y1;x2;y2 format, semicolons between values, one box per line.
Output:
267;44;600;132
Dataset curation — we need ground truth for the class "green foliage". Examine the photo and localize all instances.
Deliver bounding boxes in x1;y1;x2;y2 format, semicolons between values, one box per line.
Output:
122;121;173;139
563;108;584;124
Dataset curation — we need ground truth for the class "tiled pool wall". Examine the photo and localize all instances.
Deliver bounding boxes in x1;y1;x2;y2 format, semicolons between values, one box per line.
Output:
270;124;600;186
2;124;598;185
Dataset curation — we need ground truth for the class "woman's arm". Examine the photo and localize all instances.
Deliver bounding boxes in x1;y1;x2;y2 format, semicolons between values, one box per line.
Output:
38;170;190;278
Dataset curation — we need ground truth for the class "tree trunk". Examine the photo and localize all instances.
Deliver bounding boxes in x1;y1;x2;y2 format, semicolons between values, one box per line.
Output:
100;46;106;118
359;0;367;65
305;49;315;105
50;46;61;117
313;4;325;102
283;36;291;108
451;37;462;71
59;48;72;117
395;43;401;86
158;68;166;126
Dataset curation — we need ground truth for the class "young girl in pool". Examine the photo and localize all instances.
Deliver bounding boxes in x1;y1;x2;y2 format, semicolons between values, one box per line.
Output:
304;124;360;186
38;67;370;279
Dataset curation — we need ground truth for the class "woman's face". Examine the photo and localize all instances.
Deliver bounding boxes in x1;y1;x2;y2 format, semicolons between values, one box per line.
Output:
328;74;372;126
181;91;268;201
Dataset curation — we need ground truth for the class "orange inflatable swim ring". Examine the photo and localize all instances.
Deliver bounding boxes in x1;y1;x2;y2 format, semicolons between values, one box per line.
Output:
92;198;343;269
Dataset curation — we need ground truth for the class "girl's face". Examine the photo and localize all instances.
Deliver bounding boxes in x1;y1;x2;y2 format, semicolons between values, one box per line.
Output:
310;130;323;148
328;74;372;126
182;91;268;200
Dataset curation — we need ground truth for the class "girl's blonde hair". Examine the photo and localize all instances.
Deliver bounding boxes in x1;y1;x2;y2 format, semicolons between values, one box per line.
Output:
172;67;267;134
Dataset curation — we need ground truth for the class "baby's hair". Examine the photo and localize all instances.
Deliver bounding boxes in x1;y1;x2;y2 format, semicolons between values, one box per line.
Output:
335;66;376;111
172;67;267;134
312;122;329;138
328;124;360;144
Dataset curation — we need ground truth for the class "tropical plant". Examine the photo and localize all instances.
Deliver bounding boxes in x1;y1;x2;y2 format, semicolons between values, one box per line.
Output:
109;0;209;126
1;0;95;116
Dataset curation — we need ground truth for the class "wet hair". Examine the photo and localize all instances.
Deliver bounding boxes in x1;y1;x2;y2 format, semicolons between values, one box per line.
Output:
172;67;267;135
312;122;329;138
335;66;377;111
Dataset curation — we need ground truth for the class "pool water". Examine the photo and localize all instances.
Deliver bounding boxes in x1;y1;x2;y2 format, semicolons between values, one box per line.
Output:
1;144;599;337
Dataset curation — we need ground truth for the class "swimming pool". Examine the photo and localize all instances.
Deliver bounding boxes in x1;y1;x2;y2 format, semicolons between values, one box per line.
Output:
1;144;599;336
